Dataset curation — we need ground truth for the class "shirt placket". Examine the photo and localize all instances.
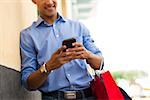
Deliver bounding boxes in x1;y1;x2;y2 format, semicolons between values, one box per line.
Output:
52;24;60;39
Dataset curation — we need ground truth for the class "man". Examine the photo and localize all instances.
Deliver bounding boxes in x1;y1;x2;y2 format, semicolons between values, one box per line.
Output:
20;0;103;100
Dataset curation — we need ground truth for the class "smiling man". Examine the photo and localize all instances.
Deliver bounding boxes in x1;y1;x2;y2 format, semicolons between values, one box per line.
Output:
20;0;103;100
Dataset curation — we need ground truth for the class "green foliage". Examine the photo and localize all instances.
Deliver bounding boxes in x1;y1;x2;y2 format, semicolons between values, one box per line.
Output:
112;70;148;81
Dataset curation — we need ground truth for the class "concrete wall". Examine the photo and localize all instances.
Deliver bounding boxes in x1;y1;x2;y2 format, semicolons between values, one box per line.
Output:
0;65;41;100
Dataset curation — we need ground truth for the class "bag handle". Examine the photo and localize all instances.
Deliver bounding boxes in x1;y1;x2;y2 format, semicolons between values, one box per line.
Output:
94;57;105;76
87;56;105;77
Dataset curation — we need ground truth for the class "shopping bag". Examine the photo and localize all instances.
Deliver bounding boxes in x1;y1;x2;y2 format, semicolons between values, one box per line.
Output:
91;71;124;100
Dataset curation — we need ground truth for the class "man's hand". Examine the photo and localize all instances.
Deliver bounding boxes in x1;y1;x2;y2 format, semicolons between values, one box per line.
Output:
66;42;103;70
46;42;102;71
66;42;92;60
27;45;78;90
45;45;77;72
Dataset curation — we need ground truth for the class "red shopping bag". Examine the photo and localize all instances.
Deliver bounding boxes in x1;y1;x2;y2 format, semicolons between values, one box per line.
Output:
91;71;124;100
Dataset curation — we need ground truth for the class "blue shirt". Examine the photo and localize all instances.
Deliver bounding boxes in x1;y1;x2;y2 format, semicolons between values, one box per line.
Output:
20;14;102;92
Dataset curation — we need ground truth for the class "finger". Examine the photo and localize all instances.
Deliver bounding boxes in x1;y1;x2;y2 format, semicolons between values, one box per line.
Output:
72;55;84;59
61;52;84;61
73;51;88;59
60;50;76;57
62;56;73;61
60;51;85;61
61;51;78;60
67;47;84;52
56;45;66;54
59;57;73;63
72;42;83;47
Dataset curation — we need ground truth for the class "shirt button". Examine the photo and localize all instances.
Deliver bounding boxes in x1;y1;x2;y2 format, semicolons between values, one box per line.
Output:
71;85;74;88
56;34;59;37
67;74;71;76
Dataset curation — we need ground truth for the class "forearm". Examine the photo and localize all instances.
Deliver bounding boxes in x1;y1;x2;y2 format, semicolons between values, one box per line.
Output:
27;66;51;90
86;51;103;70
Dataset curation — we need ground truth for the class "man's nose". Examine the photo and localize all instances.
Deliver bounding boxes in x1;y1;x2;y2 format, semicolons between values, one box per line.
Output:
45;0;53;5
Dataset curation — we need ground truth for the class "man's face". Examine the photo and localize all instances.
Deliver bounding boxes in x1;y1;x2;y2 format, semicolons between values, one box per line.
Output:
33;0;57;18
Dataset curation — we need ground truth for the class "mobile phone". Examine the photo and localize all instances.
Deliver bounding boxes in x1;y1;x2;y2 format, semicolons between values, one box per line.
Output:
62;38;76;51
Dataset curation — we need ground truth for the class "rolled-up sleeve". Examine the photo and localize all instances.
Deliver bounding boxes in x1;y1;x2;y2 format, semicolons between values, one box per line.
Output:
80;23;102;56
20;30;37;90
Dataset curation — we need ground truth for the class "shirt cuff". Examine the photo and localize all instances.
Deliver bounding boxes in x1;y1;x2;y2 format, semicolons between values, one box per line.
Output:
21;72;32;90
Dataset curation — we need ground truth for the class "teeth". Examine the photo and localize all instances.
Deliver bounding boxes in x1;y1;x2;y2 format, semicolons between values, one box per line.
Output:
46;6;54;9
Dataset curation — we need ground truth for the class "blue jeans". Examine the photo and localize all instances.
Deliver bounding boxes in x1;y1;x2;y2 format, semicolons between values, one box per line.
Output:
42;95;96;100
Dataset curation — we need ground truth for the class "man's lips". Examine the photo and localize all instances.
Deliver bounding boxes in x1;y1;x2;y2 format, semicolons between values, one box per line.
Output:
45;5;55;10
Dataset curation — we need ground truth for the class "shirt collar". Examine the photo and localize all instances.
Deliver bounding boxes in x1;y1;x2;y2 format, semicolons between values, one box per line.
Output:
35;13;67;27
35;17;44;27
59;14;67;22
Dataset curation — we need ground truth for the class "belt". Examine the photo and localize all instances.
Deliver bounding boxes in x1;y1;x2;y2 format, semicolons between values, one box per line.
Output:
42;87;93;99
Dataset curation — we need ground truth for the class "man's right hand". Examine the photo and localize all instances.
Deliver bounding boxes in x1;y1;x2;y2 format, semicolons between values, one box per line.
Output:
45;45;76;72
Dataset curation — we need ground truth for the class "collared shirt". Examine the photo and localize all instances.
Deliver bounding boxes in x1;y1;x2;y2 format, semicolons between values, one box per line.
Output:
20;14;102;92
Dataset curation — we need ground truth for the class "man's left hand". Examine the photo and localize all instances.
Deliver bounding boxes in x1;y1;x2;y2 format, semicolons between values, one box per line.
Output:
66;42;92;60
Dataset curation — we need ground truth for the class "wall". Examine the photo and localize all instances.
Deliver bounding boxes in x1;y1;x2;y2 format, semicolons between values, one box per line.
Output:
0;0;40;99
0;0;37;71
0;65;41;100
0;0;67;99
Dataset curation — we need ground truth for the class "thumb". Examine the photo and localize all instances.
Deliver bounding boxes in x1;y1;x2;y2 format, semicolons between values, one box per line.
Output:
55;46;66;54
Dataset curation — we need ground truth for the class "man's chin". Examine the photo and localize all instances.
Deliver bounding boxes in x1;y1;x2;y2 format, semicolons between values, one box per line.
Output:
46;13;57;18
48;15;55;18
